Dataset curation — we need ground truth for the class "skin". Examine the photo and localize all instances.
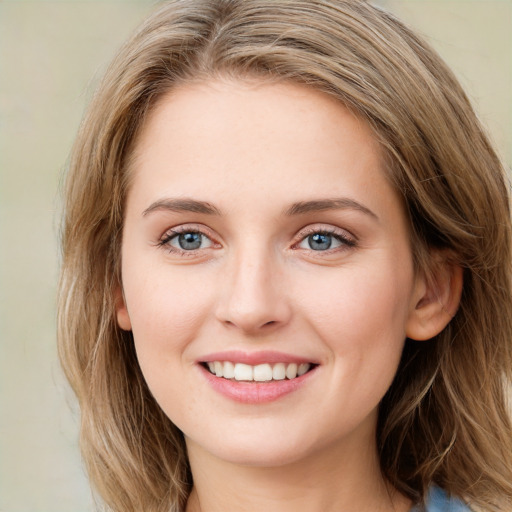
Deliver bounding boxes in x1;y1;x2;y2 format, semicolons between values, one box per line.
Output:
117;79;460;512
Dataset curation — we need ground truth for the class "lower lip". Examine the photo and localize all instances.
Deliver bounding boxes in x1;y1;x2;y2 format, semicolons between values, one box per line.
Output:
199;364;317;404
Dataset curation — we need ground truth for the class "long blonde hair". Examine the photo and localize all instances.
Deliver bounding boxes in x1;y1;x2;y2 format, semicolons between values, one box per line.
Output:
58;1;512;511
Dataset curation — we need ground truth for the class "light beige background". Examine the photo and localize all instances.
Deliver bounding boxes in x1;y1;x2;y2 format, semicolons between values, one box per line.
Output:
0;1;510;510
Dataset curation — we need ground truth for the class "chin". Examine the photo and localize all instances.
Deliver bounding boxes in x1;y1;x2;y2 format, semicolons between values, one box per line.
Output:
186;421;329;469
210;443;309;468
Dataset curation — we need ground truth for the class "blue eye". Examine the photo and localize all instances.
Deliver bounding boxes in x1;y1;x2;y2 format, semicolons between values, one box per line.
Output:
168;231;213;251
308;233;333;251
297;230;352;252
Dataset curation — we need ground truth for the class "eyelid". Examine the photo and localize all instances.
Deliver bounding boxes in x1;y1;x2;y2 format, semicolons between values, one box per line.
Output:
155;222;356;256
159;223;216;239
157;223;221;253
294;224;357;245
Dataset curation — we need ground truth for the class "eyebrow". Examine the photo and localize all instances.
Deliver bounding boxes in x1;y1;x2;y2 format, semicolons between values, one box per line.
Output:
284;198;378;220
142;198;222;217
142;196;378;220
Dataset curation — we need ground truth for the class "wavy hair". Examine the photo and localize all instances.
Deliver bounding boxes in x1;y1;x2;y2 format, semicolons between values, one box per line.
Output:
58;1;512;511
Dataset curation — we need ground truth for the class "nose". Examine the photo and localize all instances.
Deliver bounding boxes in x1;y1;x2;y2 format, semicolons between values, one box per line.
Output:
215;248;292;335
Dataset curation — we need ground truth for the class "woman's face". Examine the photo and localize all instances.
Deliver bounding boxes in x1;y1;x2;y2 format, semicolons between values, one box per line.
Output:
118;79;426;467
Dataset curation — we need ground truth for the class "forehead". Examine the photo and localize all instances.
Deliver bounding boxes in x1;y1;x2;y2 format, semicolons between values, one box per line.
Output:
126;78;398;218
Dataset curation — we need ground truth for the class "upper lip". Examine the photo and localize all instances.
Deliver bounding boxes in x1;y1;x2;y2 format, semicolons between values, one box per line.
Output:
198;350;318;366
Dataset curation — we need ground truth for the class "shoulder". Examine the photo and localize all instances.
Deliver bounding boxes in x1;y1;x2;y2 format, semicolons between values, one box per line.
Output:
410;487;472;512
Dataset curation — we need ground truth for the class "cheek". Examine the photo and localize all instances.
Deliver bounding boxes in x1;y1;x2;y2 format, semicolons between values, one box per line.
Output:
300;265;411;343
122;265;216;423
295;258;414;406
296;263;412;421
121;260;215;365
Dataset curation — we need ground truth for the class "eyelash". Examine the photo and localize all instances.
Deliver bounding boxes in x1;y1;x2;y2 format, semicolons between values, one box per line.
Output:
293;226;356;253
156;225;216;256
156;225;356;256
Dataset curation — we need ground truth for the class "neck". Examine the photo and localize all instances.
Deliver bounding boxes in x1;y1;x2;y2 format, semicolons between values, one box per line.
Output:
185;430;411;512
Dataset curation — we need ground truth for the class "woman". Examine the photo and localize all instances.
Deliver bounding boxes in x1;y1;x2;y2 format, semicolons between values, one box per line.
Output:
58;1;512;511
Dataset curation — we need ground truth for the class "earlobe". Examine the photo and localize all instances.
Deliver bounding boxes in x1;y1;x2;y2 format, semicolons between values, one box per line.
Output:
115;286;132;331
406;255;463;341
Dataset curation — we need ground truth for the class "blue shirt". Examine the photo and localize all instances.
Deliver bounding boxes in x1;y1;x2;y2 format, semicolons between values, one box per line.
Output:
410;487;472;511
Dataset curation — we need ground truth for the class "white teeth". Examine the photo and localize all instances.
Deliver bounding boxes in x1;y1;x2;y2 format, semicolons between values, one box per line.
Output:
205;361;313;381
286;363;297;379
254;364;273;382
297;363;310;376
234;363;253;381
272;363;286;380
223;361;235;379
214;361;224;377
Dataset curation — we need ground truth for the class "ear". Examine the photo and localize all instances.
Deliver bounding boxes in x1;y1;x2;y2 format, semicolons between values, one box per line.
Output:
406;253;463;341
114;285;132;331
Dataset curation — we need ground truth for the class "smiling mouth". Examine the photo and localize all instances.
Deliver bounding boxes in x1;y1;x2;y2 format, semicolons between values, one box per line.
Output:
202;361;316;382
